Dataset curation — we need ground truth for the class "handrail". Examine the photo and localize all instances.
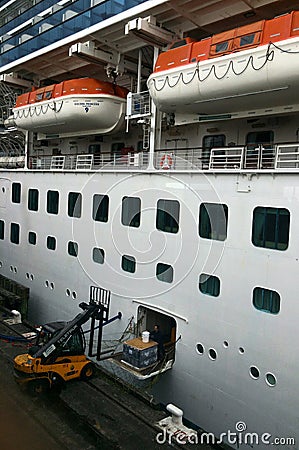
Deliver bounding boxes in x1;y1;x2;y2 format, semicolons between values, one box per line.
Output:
154;143;299;171
28;152;149;171
275;144;299;169
209;147;244;170
17;143;299;172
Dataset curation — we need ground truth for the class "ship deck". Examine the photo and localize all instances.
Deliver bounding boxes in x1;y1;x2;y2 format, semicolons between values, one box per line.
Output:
2;142;299;172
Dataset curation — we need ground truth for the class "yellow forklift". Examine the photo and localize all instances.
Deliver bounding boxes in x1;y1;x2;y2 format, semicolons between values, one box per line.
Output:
14;287;121;394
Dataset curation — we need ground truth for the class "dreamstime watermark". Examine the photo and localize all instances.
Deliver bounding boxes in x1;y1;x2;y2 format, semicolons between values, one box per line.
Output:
156;421;296;446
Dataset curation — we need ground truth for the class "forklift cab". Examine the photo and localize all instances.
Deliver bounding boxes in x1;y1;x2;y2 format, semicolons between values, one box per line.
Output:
29;321;86;359
14;289;117;393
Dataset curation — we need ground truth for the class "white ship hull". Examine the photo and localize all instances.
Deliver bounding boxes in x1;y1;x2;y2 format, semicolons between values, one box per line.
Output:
1;1;299;448
0;168;298;448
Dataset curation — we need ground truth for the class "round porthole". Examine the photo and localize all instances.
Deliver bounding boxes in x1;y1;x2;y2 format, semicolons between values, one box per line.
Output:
265;373;277;386
30;274;34;281
45;280;49;288
208;348;217;360
196;343;204;355
72;291;77;299
239;347;245;354
250;366;260;379
66;289;71;297
50;282;54;290
223;341;229;348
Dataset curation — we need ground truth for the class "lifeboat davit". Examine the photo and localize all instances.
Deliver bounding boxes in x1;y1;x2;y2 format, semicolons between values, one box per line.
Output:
147;11;299;116
12;78;129;137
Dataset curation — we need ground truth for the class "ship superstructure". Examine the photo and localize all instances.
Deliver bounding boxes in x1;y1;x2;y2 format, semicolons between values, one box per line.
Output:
0;1;298;448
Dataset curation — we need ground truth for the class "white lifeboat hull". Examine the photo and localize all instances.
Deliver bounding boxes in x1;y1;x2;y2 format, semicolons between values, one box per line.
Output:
12;94;127;137
147;37;299;115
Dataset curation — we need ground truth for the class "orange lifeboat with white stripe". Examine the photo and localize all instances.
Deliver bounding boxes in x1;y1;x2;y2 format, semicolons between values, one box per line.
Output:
12;78;129;137
147;11;299;116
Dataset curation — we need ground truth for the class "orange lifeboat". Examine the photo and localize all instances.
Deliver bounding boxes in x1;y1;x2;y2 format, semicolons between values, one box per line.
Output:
12;78;129;137
147;11;299;116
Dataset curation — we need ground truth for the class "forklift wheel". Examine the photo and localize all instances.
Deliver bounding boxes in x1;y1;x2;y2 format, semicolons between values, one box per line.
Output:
80;363;95;380
28;379;49;396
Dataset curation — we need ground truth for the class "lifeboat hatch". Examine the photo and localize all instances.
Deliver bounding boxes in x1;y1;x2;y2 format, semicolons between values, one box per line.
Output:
109;307;176;380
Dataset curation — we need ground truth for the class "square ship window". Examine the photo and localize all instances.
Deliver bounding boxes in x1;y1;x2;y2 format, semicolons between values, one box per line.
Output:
252;207;290;250
199;203;228;241
156;263;173;283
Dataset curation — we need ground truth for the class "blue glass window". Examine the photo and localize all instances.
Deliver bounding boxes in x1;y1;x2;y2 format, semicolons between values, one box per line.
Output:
253;287;280;314
121;196;141;227
156;199;180;233
199;203;228;241
156;263;173;283
0;220;4;240
122;255;136;273
93;194;109;222
199;273;220;297
12;182;21;204
28;231;36;245
68;241;78;257
68;192;82;218
28;189;39;211
252;207;290;250
47;235;56;250
10;223;20;244
92;247;105;264
47;190;59;214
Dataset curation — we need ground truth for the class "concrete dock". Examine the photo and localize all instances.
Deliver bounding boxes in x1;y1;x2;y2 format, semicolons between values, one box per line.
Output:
0;313;214;449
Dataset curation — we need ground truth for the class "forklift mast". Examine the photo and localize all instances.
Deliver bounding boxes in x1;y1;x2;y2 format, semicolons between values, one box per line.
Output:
32;302;101;364
14;287;122;393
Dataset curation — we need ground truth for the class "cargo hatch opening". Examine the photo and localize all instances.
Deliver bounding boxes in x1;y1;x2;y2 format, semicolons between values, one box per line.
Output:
109;306;176;380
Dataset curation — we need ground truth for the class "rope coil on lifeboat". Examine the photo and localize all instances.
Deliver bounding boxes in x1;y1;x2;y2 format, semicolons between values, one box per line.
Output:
150;42;278;92
14;100;64;120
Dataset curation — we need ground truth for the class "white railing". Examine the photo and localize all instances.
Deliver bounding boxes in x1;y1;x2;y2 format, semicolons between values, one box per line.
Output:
98;152;149;170
29;152;149;171
154;147;244;170
0;155;25;167
75;154;93;170
154;148;203;170
209;147;244;170
275;144;299;169
50;155;65;170
154;144;297;171
24;143;299;172
31;156;52;169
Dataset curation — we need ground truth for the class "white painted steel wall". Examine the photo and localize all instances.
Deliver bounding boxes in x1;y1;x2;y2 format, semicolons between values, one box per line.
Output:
0;169;298;448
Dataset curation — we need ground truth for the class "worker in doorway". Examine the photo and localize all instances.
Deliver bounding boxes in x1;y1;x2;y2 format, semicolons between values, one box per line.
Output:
150;325;165;361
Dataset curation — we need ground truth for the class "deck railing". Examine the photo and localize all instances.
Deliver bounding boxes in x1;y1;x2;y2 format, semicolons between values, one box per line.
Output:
275;144;299;168
29;152;149;171
155;143;299;171
5;143;299;171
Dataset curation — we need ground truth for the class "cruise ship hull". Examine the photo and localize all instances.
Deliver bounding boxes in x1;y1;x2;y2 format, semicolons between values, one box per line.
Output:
0;168;298;448
0;0;298;448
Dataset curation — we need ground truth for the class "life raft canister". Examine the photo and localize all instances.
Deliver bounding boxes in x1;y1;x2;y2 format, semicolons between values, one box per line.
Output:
160;153;173;169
